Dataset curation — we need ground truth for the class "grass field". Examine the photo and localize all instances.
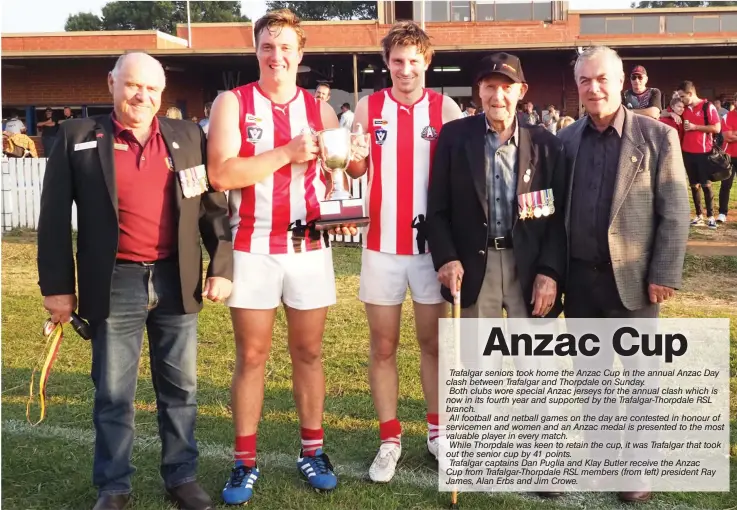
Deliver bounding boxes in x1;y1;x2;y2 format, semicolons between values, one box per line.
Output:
2;233;737;510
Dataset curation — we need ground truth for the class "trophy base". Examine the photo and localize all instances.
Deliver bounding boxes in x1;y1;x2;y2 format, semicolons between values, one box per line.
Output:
315;198;370;231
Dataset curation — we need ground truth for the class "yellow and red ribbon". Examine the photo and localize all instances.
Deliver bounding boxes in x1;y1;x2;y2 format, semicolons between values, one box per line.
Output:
26;320;65;426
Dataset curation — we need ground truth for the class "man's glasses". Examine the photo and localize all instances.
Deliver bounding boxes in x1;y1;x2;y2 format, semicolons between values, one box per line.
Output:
630;74;644;81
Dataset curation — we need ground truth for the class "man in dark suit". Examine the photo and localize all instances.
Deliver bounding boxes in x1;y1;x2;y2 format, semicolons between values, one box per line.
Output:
558;46;690;504
427;52;567;320
37;52;233;510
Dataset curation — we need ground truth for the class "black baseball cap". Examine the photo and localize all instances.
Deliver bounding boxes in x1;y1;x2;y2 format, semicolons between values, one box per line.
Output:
475;52;526;84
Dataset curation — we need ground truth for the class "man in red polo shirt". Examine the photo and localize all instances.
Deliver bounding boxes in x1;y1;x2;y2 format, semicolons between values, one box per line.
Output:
677;80;722;229
38;52;233;510
718;92;737;223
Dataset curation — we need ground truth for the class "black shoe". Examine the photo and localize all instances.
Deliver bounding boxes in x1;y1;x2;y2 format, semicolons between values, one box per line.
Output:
92;494;130;510
537;491;563;499
166;481;214;510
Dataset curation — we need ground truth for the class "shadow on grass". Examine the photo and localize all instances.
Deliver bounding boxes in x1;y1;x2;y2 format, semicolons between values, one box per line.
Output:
1;366;432;460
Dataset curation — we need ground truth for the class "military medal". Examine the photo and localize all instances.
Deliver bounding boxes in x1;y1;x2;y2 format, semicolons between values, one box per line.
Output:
541;189;550;217
194;164;209;193
533;191;542;218
518;194;529;220
177;165;208;198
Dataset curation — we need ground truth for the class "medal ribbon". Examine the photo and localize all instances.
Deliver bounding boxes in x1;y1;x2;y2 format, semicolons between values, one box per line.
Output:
26;321;65;426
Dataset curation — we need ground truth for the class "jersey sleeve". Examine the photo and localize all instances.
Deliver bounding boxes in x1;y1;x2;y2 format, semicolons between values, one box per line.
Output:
707;103;720;126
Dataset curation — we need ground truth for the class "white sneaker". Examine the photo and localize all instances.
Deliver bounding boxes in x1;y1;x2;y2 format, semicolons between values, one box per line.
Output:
690;216;705;227
427;436;439;460
708;217;717;229
717;214;727;223
369;442;401;483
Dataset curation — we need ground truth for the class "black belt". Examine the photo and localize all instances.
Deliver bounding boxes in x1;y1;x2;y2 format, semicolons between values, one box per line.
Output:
487;233;513;250
116;257;174;266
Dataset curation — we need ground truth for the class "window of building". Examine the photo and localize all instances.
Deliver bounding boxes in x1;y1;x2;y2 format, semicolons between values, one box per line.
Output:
412;1;455;22
451;1;471;22
86;105;114;117
693;15;720;33
633;15;660;34
665;14;694;33
532;2;553;21
495;2;534;21
580;15;606;34
580;14;664;34
722;14;737;31
475;1;496;21
606;16;634;34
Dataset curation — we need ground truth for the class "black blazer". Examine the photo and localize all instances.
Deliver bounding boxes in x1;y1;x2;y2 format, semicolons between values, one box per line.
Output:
426;114;567;317
37;115;233;322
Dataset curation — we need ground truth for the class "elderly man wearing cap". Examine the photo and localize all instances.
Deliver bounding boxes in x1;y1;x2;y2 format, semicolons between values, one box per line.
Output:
623;65;662;120
427;52;567;322
426;50;567;501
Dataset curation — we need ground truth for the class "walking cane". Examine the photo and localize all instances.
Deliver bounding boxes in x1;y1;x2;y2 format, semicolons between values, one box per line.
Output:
450;276;462;510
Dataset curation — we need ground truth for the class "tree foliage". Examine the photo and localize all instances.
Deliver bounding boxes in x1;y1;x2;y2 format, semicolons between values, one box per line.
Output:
65;12;104;31
265;1;377;20
65;1;249;34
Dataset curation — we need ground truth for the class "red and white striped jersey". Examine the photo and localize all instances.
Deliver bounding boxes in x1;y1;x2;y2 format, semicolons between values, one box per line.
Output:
364;88;444;255
229;82;327;254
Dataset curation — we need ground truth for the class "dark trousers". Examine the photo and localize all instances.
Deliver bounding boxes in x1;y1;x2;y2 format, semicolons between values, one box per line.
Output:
718;161;736;216
89;259;199;496
564;260;659;319
565;260;659;486
683;152;714;218
41;136;56;159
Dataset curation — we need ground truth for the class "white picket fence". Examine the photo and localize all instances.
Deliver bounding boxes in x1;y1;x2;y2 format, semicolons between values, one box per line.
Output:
0;157;364;245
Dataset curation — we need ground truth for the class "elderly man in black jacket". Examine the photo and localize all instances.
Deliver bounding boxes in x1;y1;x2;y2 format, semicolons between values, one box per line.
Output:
427;52;567;320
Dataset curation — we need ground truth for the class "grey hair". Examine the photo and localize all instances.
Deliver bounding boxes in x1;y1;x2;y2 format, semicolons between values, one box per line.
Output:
111;51;166;84
574;46;624;80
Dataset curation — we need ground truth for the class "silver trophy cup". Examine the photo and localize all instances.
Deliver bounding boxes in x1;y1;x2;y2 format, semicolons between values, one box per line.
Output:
317;127;352;201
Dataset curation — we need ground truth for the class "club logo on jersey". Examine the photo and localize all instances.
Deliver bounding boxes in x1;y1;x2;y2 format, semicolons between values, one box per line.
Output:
374;128;387;145
373;119;388;127
246;114;262;123
421;125;438;141
246;125;263;144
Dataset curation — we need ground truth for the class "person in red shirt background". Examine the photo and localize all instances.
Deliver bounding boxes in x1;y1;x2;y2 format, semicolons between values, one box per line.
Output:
718;92;737;223
660;96;685;145
677;80;722;229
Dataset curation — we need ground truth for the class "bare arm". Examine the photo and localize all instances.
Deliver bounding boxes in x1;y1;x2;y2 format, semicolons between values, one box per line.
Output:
690;123;721;134
442;95;463;123
206;91;294;191
346;96;370;179
633;106;660;120
723;130;737;143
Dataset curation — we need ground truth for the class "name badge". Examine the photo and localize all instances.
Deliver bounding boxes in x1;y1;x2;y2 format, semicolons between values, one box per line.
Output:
518;189;555;220
178;164;209;198
74;141;97;151
113;143;128;151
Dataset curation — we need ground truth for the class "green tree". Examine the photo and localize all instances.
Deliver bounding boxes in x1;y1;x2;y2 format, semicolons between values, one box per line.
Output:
265;1;377;20
65;12;103;31
65;1;248;34
631;1;737;7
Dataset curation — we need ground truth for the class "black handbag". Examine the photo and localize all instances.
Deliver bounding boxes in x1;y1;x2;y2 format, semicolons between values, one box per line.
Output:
701;101;732;181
